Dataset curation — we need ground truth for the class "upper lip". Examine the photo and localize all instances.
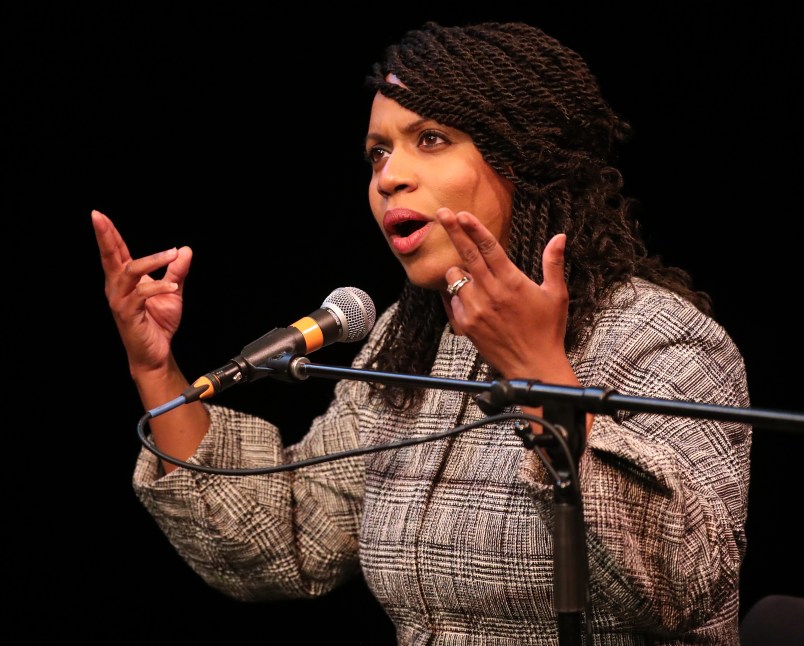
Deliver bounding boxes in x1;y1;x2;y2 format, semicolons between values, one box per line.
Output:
382;208;430;235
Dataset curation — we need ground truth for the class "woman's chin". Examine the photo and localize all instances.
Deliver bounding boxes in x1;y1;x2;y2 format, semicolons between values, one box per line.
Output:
403;270;445;292
397;255;458;293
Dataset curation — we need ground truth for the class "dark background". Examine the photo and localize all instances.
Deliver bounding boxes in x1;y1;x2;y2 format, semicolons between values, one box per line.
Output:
6;3;803;643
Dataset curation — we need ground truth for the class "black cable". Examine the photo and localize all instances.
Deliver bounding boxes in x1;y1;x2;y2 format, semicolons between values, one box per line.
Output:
136;410;576;480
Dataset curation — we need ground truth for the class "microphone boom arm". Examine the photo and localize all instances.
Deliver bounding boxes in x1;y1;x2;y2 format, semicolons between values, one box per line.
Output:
269;353;804;432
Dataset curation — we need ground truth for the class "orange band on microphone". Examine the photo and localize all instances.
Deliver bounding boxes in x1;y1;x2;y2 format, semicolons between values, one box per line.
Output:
191;376;217;399
291;316;324;352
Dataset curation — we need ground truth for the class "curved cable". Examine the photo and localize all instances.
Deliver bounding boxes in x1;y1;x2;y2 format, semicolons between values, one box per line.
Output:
137;410;577;481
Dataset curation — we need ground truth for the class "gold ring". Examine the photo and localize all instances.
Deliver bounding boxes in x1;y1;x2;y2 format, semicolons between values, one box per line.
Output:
447;276;471;296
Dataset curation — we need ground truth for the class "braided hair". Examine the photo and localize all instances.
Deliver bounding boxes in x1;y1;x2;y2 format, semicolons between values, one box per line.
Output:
364;21;712;410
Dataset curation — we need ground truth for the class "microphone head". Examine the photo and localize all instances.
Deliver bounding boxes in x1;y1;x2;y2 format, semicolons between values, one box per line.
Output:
322;287;376;342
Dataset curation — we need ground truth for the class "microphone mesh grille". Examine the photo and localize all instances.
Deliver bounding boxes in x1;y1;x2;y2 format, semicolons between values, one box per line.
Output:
322;287;377;342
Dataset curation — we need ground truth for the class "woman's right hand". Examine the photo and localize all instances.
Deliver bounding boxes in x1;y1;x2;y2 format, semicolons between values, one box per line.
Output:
92;209;192;378
93;209;211;471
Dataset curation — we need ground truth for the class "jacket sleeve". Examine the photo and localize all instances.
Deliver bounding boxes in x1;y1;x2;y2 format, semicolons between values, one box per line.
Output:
520;280;751;633
131;306;396;601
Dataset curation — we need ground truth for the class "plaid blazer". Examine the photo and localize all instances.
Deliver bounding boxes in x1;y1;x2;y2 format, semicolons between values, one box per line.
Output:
134;277;750;645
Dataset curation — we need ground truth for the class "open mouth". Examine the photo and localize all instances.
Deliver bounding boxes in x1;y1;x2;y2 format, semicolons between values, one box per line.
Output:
383;209;430;238
393;220;427;237
382;209;433;253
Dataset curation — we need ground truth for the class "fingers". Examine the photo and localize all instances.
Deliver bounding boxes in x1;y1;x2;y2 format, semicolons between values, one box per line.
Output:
125;248;181;282
435;208;510;280
92;209;132;272
436;208;506;270
92;209;187;297
163;245;193;283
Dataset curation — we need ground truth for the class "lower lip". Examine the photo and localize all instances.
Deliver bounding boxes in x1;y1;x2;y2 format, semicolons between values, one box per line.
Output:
389;222;434;254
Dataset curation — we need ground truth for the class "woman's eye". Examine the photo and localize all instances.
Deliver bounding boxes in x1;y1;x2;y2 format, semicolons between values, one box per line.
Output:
365;147;389;165
419;131;447;149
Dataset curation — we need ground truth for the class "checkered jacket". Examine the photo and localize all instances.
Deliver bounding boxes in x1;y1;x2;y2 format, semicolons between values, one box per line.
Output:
134;277;750;645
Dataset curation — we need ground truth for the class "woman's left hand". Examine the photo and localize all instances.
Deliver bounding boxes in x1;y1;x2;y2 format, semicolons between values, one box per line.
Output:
436;207;574;385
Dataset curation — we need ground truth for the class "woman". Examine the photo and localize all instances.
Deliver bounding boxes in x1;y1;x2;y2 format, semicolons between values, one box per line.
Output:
92;21;750;645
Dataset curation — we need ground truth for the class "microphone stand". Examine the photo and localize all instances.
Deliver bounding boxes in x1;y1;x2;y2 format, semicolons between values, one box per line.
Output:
256;354;804;646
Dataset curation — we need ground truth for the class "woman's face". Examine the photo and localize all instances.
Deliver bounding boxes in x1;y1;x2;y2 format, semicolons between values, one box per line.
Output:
365;91;514;291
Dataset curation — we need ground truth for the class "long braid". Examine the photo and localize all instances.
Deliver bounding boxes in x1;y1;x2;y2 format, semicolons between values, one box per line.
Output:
367;283;444;410
364;21;712;410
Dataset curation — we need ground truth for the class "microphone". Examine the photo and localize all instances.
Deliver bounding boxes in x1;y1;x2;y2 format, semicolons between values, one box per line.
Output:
186;287;376;400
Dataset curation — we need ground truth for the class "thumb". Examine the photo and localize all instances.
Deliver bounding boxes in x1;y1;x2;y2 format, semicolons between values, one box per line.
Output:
541;233;567;289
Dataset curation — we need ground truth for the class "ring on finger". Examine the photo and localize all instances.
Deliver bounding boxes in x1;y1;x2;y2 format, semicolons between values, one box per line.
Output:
447;275;471;296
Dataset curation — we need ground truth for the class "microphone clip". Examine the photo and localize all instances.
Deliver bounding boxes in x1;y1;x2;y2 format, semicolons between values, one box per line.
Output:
258;353;311;382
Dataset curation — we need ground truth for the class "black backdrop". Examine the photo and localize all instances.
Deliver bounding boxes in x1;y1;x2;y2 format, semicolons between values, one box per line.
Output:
6;3;803;642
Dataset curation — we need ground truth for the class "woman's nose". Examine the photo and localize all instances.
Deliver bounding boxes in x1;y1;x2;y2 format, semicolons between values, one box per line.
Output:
376;150;417;197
